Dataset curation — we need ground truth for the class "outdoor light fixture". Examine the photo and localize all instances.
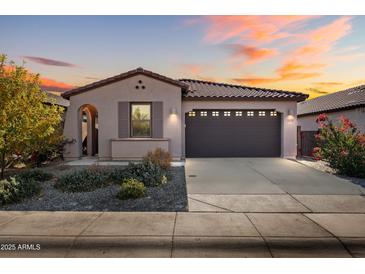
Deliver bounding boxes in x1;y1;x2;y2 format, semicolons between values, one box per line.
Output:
287;109;295;121
170;107;177;115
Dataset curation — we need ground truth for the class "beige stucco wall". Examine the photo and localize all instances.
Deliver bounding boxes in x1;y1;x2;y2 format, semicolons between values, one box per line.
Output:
298;107;365;133
182;100;299;158
63;74;182;160
63;73;299;160
111;138;170;160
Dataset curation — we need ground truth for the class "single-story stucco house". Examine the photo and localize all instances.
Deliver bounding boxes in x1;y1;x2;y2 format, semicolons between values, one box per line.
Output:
61;68;308;161
297;84;365;156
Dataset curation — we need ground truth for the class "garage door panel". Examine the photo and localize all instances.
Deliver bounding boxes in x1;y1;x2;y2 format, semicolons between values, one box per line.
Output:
185;110;281;157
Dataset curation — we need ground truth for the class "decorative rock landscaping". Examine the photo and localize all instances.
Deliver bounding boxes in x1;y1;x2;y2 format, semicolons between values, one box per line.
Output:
0;165;188;212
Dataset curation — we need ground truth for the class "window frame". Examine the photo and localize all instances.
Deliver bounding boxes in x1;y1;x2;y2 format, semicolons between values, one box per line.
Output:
130;102;152;138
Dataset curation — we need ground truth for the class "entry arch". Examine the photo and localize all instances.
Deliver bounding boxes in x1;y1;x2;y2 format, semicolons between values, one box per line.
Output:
78;104;98;157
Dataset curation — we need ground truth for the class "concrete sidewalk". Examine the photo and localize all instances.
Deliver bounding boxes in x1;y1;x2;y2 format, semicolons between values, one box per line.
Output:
0;211;364;258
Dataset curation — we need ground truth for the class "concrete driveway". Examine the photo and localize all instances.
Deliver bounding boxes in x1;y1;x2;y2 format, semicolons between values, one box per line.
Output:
186;158;365;213
186;158;364;195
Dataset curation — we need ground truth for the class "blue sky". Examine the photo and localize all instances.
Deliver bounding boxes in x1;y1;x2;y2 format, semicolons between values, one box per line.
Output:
1;16;365;97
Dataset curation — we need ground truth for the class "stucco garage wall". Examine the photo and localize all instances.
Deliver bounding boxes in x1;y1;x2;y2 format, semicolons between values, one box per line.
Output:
298;107;365;133
182;100;298;158
63;74;182;160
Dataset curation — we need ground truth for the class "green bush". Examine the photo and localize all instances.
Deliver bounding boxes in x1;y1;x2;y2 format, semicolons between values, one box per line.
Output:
56;167;110;192
0;176;41;205
313;114;365;178
123;161;168;187
108;167;127;183
117;178;146;200
17;169;53;182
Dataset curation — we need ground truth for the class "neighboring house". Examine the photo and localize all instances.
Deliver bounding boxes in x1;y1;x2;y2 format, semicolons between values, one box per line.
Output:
297;85;365;156
62;67;308;160
45;91;70;108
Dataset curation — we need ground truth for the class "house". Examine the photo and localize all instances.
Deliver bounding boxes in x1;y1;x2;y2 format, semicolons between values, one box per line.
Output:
61;67;308;161
297;84;365;156
45;91;70;108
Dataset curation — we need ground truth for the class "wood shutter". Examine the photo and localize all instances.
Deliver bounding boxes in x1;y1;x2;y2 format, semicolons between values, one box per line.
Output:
118;102;129;138
152;102;163;138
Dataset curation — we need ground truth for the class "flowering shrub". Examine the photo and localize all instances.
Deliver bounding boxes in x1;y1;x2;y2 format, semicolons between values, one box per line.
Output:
313;114;365;178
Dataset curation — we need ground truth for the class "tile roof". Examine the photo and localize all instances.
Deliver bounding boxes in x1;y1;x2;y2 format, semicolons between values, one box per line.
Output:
62;67;189;99
45;92;70;107
180;79;308;101
61;67;308;102
298;85;365;116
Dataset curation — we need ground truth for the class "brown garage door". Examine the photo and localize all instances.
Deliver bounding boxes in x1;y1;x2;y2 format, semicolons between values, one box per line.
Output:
185;110;281;157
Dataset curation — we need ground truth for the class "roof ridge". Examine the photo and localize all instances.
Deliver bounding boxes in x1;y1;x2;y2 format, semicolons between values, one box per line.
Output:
63;67;188;98
179;78;306;96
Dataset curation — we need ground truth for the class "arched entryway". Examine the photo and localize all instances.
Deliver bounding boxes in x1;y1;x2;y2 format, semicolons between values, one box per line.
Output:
79;104;98;157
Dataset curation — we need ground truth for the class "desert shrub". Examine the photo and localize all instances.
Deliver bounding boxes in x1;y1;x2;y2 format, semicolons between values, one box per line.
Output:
108;167;127;183
123;161;168;187
117;178;146;200
143;148;172;170
313;114;365;178
0;176;41;205
17;169;53;182
56;167;110;192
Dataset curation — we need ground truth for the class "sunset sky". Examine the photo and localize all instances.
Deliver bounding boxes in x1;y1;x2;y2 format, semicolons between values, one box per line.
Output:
1;15;365;98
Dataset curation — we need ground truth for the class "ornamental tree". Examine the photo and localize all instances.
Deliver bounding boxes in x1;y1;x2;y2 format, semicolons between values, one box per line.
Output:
0;54;64;178
313;113;365;178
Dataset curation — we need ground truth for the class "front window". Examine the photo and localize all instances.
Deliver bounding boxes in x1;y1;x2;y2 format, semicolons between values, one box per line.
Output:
131;103;151;137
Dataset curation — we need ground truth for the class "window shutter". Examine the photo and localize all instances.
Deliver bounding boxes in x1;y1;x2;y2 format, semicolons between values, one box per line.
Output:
118;102;129;138
152;102;163;138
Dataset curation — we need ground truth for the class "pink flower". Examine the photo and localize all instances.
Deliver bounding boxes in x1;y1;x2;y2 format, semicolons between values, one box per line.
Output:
316;113;328;123
339;115;355;131
356;134;365;146
314;133;322;140
312;147;322;160
340;150;349;157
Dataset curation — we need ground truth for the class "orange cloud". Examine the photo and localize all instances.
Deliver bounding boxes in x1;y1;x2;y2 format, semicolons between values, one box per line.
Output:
40;77;74;92
233;60;323;85
306;17;351;44
226;45;277;64
233;77;278;85
179;64;204;75
196;76;218;82
2;64;74;92
201;16;315;44
178;63;218;82
234;72;322;86
277;60;326;76
313;82;343;86
294;17;352;58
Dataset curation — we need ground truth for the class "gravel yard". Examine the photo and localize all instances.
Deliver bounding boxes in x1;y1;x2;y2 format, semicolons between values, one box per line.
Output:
1;165;188;212
297;158;365;188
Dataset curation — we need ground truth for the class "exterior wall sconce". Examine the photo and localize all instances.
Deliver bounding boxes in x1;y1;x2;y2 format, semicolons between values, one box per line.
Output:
287;109;295;121
170;107;177;115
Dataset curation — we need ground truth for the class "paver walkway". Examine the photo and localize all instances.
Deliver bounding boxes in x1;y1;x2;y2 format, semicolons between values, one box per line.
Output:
0;211;364;258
